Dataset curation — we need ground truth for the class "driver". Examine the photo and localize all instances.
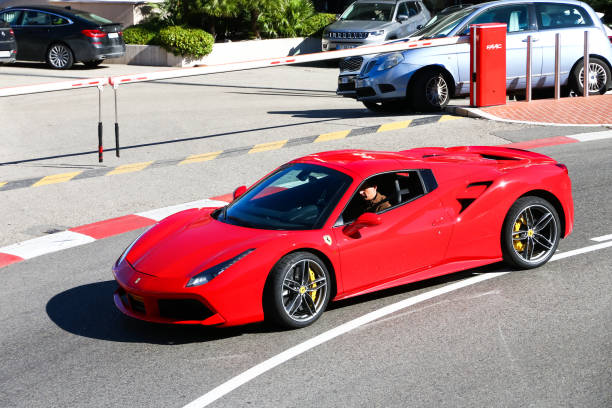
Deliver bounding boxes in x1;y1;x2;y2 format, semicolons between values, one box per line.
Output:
354;180;391;216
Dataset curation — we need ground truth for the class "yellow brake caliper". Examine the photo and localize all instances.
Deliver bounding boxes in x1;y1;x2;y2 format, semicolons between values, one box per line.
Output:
309;267;317;302
514;216;526;251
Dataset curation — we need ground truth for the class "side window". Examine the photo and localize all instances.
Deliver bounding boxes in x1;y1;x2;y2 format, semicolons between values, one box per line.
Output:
468;4;530;33
340;171;425;224
21;11;51;26
0;10;23;25
397;2;409;18
50;15;69;25
407;2;419;17
536;3;593;29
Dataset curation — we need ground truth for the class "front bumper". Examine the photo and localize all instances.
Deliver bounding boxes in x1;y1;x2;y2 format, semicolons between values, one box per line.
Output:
113;260;226;326
354;63;418;102
337;74;358;98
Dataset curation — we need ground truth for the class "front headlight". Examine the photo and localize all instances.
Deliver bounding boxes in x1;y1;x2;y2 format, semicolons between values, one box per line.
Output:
377;53;404;71
187;248;255;287
370;30;385;36
115;227;151;266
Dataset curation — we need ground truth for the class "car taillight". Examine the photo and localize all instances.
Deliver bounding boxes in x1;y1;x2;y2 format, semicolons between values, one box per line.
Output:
119;31;123;36
9;28;14;35
82;29;107;38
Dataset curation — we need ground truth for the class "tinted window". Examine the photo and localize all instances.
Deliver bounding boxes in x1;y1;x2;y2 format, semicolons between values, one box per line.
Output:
22;11;51;26
71;11;112;24
468;4;530;33
415;6;474;38
536;3;593;29
340;3;396;22
0;10;22;25
50;15;69;25
397;2;409;17
407;2;419;17
219;163;352;230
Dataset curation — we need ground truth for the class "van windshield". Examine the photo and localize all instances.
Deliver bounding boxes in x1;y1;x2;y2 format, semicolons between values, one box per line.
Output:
414;6;474;38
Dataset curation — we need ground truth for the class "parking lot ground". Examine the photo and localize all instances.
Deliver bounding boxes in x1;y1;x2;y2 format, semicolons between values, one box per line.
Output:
448;93;612;126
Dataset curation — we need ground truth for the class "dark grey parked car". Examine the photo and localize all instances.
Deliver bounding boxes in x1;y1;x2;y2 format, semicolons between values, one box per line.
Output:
322;0;430;51
0;18;16;63
0;5;125;69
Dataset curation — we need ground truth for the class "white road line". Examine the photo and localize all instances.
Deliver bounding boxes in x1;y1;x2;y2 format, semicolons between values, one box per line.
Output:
591;234;612;243
135;199;228;222
0;231;95;259
568;130;612;142
550;240;612;261
183;240;612;408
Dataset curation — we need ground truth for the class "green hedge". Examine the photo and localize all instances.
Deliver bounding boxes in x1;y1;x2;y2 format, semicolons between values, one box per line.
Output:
122;26;158;45
123;25;214;59
302;13;336;38
158;26;214;58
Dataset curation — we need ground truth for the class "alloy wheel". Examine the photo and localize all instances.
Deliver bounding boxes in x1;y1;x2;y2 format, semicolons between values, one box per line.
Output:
281;259;328;322
511;204;558;264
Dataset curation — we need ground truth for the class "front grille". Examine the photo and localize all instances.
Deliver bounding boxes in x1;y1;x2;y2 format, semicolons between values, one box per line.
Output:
356;87;376;97
158;299;214;321
328;31;369;40
338;82;356;92
362;60;377;75
339;56;363;73
128;294;146;314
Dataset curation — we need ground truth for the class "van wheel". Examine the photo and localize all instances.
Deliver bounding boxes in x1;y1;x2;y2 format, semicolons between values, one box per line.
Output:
410;69;450;112
570;57;610;96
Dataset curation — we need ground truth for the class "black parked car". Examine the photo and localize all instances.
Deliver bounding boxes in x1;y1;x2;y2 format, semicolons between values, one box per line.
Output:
0;5;125;69
0;18;17;63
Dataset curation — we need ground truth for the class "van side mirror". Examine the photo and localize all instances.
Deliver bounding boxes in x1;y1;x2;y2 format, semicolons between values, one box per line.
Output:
233;185;247;200
397;14;409;23
343;212;382;237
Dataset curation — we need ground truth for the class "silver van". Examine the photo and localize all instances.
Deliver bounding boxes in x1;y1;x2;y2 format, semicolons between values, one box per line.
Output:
322;0;430;51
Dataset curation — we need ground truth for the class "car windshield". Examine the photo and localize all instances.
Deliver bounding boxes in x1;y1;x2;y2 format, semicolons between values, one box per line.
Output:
71;10;112;24
414;6;475;38
340;3;396;21
218;163;352;230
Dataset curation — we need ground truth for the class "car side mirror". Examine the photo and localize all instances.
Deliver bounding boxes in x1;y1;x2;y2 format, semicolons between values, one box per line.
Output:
343;212;382;237
233;185;247;200
397;14;409;23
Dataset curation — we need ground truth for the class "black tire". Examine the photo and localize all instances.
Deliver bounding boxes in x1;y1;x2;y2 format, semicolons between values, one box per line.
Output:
265;252;331;329
570;57;611;96
501;196;561;269
362;100;405;113
46;43;74;69
84;59;103;68
409;69;451;112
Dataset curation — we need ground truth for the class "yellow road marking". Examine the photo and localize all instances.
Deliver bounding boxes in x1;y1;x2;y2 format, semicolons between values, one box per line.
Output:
249;140;287;154
315;130;351;143
438;115;463;122
32;171;82;187
377;120;412;132
0;182;6;188
107;161;153;176
179;151;222;165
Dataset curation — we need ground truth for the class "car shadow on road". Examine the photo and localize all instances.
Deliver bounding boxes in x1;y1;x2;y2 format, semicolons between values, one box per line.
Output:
327;262;512;311
45;280;273;345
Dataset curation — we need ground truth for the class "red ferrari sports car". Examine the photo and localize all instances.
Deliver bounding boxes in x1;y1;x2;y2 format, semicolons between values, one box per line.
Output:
113;146;573;329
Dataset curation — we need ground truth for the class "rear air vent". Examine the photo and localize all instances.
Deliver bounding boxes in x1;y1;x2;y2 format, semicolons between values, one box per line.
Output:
480;154;520;161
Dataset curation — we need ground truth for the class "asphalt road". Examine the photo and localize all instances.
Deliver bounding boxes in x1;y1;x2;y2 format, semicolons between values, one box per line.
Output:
1;63;611;408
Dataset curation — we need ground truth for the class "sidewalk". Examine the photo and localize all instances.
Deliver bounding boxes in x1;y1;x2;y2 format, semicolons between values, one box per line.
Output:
446;93;612;126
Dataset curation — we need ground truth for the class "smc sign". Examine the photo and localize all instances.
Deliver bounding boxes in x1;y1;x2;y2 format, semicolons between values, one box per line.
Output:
486;43;503;50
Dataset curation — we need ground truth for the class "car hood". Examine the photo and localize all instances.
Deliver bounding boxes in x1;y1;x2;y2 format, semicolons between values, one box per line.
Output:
328;20;396;32
126;208;279;278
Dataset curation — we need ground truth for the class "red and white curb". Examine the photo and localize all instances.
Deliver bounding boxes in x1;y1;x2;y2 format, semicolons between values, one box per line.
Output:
1;131;611;269
0;197;229;269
